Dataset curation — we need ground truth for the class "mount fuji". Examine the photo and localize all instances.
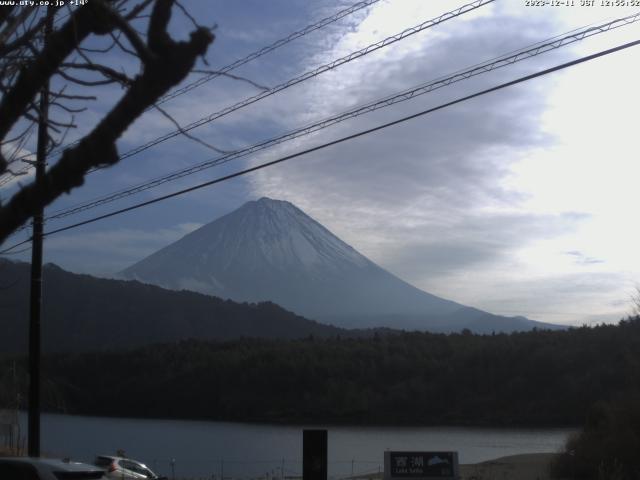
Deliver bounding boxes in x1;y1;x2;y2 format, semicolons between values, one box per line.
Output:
122;197;559;333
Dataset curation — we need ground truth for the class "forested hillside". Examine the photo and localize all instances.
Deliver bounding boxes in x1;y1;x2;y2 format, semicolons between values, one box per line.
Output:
3;318;639;427
0;259;344;353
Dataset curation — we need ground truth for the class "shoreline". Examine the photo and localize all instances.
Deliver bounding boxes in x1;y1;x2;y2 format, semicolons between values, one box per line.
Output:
2;448;563;480
460;453;559;480
350;453;561;480
17;409;579;430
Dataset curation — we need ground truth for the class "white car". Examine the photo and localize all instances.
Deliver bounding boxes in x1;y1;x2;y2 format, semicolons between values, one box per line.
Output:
94;456;164;480
0;457;106;479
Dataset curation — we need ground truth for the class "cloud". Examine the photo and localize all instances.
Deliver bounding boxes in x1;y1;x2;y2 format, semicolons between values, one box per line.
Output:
43;222;203;275
237;0;638;326
10;0;636;329
565;250;604;265
247;2;572;259
384;211;589;277
474;271;634;326
0;141;36;192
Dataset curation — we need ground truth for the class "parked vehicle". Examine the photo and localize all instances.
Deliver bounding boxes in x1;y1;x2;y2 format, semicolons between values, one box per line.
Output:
93;456;165;480
0;457;106;479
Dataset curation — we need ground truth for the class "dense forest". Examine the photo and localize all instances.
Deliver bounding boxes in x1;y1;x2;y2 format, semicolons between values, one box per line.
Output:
2;317;639;428
552;392;640;480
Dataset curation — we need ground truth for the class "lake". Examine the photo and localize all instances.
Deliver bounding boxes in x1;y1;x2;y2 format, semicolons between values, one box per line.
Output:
19;412;573;479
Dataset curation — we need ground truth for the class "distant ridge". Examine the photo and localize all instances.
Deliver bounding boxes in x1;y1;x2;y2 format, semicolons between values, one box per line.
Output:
0;258;344;354
122;197;562;333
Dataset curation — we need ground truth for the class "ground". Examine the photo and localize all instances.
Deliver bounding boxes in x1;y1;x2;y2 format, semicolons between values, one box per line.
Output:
351;453;562;480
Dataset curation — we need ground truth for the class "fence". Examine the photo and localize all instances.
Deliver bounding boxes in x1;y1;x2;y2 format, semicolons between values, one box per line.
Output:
148;457;383;480
0;408;24;456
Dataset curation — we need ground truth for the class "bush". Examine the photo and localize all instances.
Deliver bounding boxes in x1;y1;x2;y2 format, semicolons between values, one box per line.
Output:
553;393;640;479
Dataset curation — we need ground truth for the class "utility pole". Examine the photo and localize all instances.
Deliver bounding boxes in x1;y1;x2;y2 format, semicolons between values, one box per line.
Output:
27;9;52;458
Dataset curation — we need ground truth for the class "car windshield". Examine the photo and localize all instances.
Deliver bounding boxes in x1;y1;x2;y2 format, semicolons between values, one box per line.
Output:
120;460;154;478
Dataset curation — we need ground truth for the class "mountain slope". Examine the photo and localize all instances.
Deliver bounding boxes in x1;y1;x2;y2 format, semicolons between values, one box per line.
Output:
0;259;344;354
122;197;559;333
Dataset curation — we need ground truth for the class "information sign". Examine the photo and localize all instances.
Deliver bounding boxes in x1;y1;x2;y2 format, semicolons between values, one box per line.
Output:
384;451;459;480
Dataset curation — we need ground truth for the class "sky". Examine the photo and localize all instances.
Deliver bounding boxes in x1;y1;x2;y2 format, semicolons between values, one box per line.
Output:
1;0;640;327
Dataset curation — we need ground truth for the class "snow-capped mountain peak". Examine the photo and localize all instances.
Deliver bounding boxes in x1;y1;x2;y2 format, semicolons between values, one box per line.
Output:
122;197;556;333
223;197;369;269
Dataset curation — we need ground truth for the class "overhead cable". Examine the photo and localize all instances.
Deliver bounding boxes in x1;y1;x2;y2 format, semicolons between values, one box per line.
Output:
1;0;496;189
37;12;640;225
115;0;495;161
154;0;384;107
0;0;383;183
0;36;631;251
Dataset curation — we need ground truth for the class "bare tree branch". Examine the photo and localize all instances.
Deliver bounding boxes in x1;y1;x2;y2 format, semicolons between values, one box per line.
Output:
175;0;200;29
0;0;214;243
153;103;230;154
109;30;139;58
54;93;98;101
125;0;155;21
0;8;33;49
61;62;133;86
632;286;640;317
0;1;117;169
0;9;53;57
57;69;121;87
51;101;87;114
192;69;270;91
105;3;154;63
0;6;16;28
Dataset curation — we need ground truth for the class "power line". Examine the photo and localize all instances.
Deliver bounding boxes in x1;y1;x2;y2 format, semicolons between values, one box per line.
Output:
34;12;640;227
114;0;495;162
3;0;496;204
0;6;90;186
0;0;384;183
493;310;612;317
153;0;383;107
1;37;638;253
0;243;32;255
0;235;32;254
13;37;636;244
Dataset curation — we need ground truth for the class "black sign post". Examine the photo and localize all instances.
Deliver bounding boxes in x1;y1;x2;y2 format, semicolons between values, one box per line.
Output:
303;429;327;480
384;451;459;480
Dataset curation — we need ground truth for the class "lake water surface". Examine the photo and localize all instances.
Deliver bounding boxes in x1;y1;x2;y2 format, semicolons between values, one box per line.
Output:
19;412;573;479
